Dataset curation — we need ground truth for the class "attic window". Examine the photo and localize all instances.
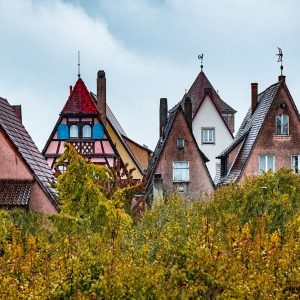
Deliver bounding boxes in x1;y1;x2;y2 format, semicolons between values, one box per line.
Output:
70;125;79;138
276;115;289;135
177;138;185;149
82;125;92;138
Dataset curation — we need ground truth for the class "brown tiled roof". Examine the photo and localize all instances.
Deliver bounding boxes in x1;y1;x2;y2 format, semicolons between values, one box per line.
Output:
0;98;58;208
0;180;32;206
180;71;236;116
216;81;282;185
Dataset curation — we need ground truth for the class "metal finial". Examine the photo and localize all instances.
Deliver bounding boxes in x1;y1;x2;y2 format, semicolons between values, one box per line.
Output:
77;50;81;78
198;54;204;71
276;47;283;76
185;88;187;95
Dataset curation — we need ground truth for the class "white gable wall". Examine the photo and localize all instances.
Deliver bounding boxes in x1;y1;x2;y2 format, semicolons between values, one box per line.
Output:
192;95;234;178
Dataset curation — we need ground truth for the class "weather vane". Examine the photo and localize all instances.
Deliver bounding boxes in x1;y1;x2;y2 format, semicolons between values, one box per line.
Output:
77;50;81;78
277;47;283;76
198;54;204;71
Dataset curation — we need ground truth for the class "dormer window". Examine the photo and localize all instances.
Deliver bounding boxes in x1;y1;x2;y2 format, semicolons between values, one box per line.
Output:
276;115;289;135
70;125;79;138
82;125;92;138
177;138;185;149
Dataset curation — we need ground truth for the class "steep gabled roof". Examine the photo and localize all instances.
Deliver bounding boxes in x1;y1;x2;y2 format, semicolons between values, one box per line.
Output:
90;92;145;174
90;92;128;137
146;104;210;192
62;78;98;114
216;81;282;184
180;71;236;116
0;98;58;208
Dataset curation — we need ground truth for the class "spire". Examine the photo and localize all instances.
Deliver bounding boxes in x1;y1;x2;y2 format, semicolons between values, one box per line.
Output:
77;50;81;78
198;54;204;71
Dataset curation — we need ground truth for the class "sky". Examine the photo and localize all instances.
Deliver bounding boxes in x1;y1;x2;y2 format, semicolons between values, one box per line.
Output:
1;0;300;151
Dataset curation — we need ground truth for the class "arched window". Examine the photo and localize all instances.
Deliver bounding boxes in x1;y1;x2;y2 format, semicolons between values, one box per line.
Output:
69;125;79;138
82;125;92;138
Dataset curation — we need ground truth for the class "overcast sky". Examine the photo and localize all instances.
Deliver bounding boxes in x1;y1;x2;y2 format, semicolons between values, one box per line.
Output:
1;0;300;151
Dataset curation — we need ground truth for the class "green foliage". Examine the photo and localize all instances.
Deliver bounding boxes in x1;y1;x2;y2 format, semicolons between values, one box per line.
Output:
1;169;300;298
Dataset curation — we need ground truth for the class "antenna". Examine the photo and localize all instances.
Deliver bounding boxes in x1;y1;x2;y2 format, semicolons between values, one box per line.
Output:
77;50;81;78
198;54;204;71
276;47;283;76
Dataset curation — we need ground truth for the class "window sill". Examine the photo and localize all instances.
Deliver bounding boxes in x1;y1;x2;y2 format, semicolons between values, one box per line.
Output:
173;181;189;184
202;142;215;145
273;135;291;141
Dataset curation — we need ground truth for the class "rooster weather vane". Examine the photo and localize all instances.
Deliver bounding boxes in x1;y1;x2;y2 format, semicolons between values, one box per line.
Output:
277;47;283;76
198;54;204;71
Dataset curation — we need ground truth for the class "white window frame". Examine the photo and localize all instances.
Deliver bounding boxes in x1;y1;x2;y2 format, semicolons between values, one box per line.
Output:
259;155;275;172
69;124;79;138
275;114;289;135
173;161;189;182
291;155;300;173
202;127;215;144
82;124;92;138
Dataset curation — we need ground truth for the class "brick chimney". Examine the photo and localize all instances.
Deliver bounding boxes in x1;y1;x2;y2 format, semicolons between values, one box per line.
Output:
159;98;168;137
251;83;258;113
278;75;286;83
184;97;192;129
97;70;106;125
12;105;22;123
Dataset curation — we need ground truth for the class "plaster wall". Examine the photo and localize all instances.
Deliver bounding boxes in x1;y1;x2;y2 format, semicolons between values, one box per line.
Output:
124;138;150;171
193;95;233;178
28;181;58;214
0;130;33;180
106;122;143;180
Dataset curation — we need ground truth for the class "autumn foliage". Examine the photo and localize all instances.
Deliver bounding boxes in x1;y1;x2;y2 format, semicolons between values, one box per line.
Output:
1;154;300;298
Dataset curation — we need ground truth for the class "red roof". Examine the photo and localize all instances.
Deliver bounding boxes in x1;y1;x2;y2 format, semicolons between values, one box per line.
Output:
62;78;98;114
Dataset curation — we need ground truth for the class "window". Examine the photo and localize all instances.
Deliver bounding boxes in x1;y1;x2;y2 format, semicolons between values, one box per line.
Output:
57;165;67;173
276;115;289;135
177;138;185;149
69;125;79;138
202;128;215;144
259;155;275;172
291;155;300;173
82;125;92;138
173;161;189;182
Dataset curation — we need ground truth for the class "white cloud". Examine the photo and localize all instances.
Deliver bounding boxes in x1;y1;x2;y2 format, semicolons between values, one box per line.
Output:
1;0;300;152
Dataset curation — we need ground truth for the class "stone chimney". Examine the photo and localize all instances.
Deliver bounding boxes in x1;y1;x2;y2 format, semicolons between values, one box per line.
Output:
184;97;192;129
278;75;286;83
97;70;106;125
12;105;22;123
251;83;258;113
159;98;168;137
